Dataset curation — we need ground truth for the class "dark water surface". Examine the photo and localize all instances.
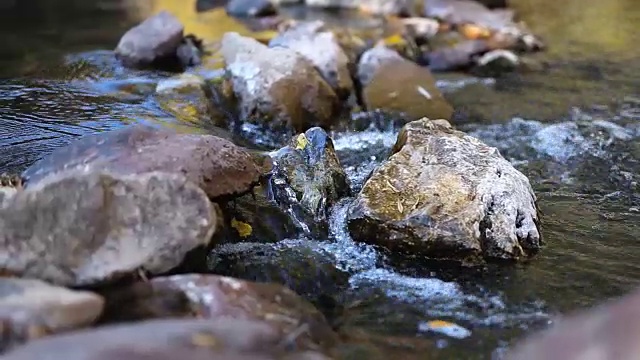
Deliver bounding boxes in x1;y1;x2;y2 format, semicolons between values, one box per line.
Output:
1;0;639;358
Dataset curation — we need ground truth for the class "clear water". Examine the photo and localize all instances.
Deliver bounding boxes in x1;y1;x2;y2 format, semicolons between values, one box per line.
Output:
0;0;639;358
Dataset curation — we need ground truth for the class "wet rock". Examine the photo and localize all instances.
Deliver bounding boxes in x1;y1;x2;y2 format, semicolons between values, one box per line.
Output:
155;73;227;128
214;183;302;244
271;127;351;223
306;0;412;15
347;118;542;264
1;318;332;360
426;39;489;71
0;174;21;206
270;21;354;99
0;171;217;286
362;59;454;121
471;49;519;76
115;11;184;69
357;44;405;88
22;125;265;200
226;0;277;17
221;32;339;136
208;242;349;309
0;279;104;351
177;35;204;67
505;287;640;360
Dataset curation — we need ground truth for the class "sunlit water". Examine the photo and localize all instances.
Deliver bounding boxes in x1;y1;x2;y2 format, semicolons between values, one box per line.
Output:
0;0;639;358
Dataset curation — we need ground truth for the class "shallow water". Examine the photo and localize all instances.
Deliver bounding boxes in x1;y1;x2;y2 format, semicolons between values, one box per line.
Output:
0;0;639;358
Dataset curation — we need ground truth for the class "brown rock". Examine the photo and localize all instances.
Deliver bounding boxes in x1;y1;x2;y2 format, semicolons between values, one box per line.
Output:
0;279;104;351
347;118;541;264
0;171;217;286
21;125;265;199
0;318;332;360
362;60;454;121
99;274;338;352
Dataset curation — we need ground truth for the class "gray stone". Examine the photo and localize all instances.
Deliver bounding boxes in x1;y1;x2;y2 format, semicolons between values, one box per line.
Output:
347;118;542;264
0;278;104;351
270;21;354;99
115;11;184;68
221;32;339;135
0;171;217;286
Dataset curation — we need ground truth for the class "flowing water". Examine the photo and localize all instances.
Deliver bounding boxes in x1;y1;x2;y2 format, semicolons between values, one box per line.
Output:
1;0;639;358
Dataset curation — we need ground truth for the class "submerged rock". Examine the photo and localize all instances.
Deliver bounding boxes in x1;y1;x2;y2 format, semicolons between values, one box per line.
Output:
226;0;277;17
426;39;489;72
505;287;640;360
155;73;227;127
208;242;349;309
305;0;412;15
115;11;184;69
271;127;351;223
0;171;217;286
1;318;331;360
269;21;354;99
22;125;265;200
362;57;454;121
347;118;541;264
0;279;104;351
221;32;339;136
424;0;515;31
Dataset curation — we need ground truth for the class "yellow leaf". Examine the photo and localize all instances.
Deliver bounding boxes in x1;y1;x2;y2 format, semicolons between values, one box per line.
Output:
383;34;406;46
231;218;253;238
425;320;455;329
295;133;309;150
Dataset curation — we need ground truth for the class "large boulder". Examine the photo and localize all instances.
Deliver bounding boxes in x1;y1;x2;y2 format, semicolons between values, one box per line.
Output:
347;118;541;264
0;171;217;286
504;287;640;360
115;11;184;69
0;318;331;360
269;21;354;99
0;279;104;351
21;125;265;200
99;274;338;352
221;32;339;136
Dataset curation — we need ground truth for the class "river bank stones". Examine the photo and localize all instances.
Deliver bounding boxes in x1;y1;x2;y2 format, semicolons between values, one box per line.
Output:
221;32;340;136
347;118;541;264
21;125;265;200
0;318;331;360
0;279;104;351
0;171;217;286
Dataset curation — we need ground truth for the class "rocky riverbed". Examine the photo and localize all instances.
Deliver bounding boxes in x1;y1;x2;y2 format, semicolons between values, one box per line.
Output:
0;0;639;359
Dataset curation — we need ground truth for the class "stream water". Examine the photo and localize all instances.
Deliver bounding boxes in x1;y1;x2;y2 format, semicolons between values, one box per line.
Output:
1;0;639;358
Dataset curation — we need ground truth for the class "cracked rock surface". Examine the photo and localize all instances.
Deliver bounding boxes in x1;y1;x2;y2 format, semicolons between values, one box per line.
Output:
347;118;541;264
